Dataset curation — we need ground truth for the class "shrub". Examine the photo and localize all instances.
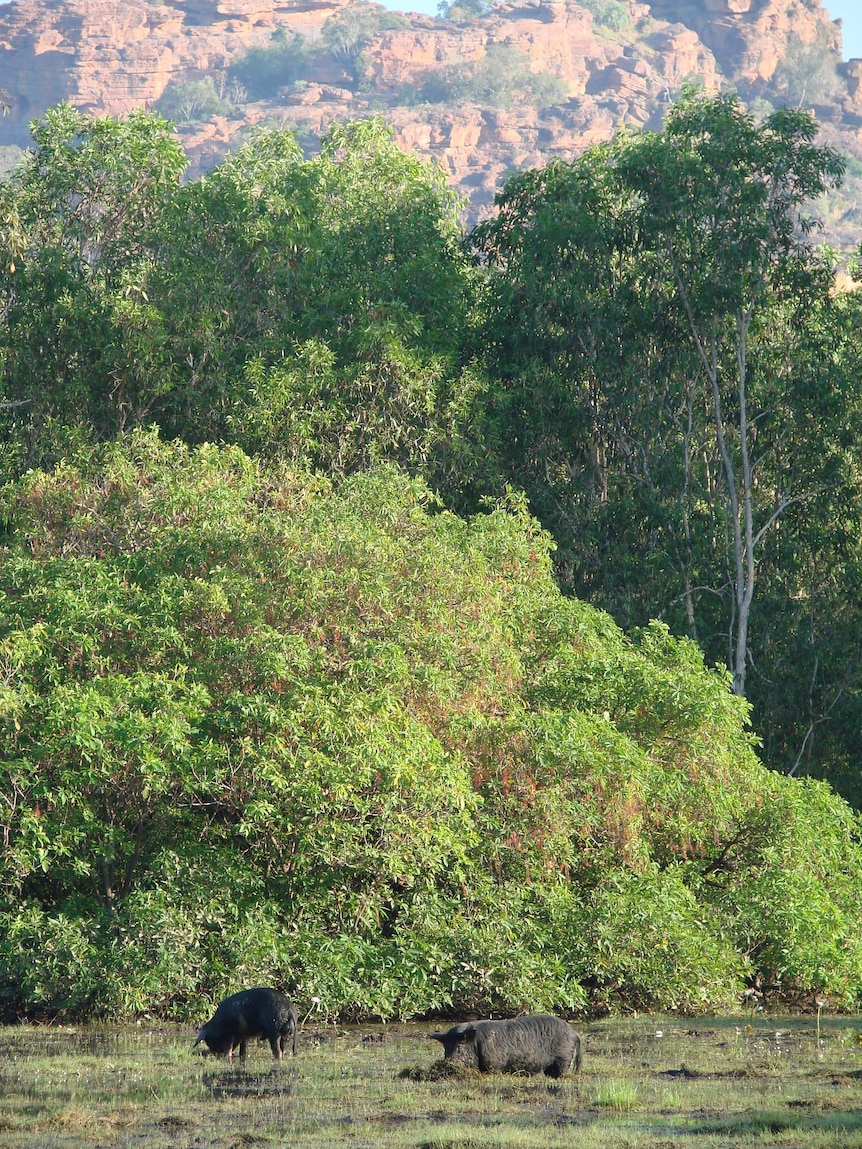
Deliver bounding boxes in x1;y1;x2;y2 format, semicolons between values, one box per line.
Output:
229;27;311;101
155;79;233;123
418;45;566;108
3;434;862;1018
580;0;631;32
438;0;494;20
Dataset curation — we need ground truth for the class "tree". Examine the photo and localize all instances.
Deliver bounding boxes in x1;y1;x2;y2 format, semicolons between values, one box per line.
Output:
418;45;566;108
0;108;480;489
438;0;494;21
229;27;311;101
770;32;841;108
143;126;309;441
317;4;409;82
145;116;477;478
471;90;862;777
578;0;630;32
748;281;862;798
154;78;233;123
297;118;469;356
471;141;706;628
0;104;186;470
617;94;846;697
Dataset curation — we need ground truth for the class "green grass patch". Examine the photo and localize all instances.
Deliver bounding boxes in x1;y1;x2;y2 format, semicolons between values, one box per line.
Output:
593;1079;639;1110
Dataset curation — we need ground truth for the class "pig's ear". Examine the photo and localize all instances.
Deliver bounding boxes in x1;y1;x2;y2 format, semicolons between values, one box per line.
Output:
193;1025;207;1047
459;1025;476;1042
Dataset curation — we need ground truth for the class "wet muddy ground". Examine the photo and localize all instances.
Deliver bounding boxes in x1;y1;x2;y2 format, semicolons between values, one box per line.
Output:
2;1013;862;1147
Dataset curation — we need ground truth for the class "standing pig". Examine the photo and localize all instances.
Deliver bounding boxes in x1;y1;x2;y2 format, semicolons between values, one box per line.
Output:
194;987;298;1060
430;1014;581;1077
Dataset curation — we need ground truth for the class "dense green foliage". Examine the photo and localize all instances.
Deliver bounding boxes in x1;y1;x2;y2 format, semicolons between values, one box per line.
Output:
578;0;631;32
229;27;313;102
2;91;862;1019
3;435;862;1021
471;92;862;797
416;46;566;108
0;111;482;489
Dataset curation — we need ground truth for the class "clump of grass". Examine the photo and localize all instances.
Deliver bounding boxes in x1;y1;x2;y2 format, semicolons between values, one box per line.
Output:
416;1134;557;1149
417;1140;504;1149
42;1104;95;1130
819;1111;862;1132
593;1080;639;1111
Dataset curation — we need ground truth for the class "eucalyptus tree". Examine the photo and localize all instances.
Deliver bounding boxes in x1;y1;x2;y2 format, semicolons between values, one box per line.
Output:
472;90;862;777
747;281;862;797
616;93;847;698
471;130;710;633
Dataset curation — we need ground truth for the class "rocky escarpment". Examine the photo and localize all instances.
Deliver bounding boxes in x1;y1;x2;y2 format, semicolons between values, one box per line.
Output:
0;0;860;239
0;0;349;132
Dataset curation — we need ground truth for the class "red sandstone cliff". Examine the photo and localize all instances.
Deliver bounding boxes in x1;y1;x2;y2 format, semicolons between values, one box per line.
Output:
0;0;859;237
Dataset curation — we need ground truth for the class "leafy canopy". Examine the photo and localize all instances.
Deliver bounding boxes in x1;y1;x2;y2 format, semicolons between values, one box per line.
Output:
3;434;862;1019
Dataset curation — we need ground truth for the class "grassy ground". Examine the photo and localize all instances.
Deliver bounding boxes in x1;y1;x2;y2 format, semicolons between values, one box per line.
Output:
2;1013;862;1147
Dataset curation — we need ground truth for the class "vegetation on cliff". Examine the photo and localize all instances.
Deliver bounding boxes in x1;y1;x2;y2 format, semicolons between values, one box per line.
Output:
2;91;862;1019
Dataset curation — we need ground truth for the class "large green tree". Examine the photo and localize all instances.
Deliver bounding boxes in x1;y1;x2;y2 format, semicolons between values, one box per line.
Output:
0;104;186;471
471;91;862;785
0;110;484;491
617;95;847;699
148;116;487;488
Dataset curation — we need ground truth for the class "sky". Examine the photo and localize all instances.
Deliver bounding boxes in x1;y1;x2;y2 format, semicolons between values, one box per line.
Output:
382;0;439;13
379;0;862;60
824;1;862;60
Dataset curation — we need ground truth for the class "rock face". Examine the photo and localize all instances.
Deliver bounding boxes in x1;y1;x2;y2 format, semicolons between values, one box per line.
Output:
0;0;860;233
0;0;347;131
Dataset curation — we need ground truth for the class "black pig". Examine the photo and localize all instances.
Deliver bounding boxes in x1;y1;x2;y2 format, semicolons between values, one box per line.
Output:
430;1014;581;1077
194;987;298;1060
